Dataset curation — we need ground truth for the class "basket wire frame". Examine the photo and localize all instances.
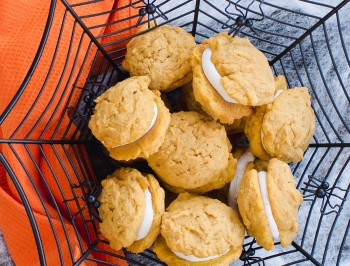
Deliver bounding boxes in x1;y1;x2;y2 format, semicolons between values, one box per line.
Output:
0;0;349;265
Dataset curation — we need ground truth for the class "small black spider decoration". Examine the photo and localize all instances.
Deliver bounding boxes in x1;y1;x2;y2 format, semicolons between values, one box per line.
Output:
240;238;265;266
63;181;102;223
302;175;347;215
222;0;265;36
130;0;168;28
68;83;108;124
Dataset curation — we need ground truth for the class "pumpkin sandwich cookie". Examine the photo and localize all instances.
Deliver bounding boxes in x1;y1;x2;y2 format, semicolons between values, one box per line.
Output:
122;25;196;91
98;167;165;253
154;193;245;265
88;76;170;161
237;158;303;250
245;85;315;163
147;111;236;194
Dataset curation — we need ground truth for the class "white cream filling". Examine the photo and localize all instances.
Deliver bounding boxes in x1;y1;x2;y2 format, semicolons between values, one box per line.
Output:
228;150;255;211
135;188;154;241
171;249;230;262
114;102;158;148
202;47;238;104
260;89;284;153
257;171;280;241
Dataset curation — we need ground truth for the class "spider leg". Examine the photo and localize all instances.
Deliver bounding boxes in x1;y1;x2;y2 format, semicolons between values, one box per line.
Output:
302;183;319;189
233;25;242;36
328;192;345;201
250;26;260;36
151;13;157;27
320;196;326;213
222;17;233;29
71;205;88;221
224;2;242;17
334;186;347;192
130;0;143;9
301;188;317;193
94;186;102;198
63;196;83;203
235;0;245;16
245;0;255;17
147;15;151;29
228;25;237;35
251;0;265;22
310;176;323;184
250;257;265;265
91;208;103;223
156;8;168;20
151;0;156;4
136;15;144;27
303;193;315;198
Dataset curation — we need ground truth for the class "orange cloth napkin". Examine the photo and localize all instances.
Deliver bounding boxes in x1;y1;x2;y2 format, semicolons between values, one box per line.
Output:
0;0;139;265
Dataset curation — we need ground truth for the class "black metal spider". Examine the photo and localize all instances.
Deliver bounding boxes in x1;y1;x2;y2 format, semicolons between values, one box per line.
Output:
130;0;168;28
63;181;102;223
222;0;265;36
68;83;109;123
302;175;347;215
240;238;265;266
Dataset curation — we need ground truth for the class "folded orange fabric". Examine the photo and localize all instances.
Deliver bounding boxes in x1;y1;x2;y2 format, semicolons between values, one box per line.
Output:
0;0;139;265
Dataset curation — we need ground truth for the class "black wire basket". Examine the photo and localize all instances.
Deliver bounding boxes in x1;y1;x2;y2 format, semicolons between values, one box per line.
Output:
1;0;349;265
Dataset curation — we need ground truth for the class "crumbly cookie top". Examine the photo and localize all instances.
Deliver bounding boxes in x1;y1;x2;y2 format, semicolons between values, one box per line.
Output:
98;168;149;250
122;25;195;91
88;76;155;148
262;87;315;162
191;42;253;123
147;111;232;190
267;159;303;247
208;33;275;106
161;193;244;257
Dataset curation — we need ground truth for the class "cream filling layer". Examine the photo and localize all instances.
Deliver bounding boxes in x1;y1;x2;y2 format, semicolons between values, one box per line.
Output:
113;102;158;148
257;171;279;241
260;89;284;152
135;188;154;241
171;249;230;262
202;47;239;104
228;150;255;211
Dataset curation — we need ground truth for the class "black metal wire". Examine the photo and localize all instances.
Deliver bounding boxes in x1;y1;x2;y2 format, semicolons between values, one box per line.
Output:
0;153;46;265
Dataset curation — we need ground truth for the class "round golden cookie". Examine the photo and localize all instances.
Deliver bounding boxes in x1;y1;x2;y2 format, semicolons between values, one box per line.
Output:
122;25;196;91
107;90;170;161
98;167;165;252
89;76;156;148
89;76;171;161
147;111;236;193
237;159;303;250
182;82;247;134
262;88;315;162
154;193;244;266
191;41;253;124
206;33;275;106
245;76;289;161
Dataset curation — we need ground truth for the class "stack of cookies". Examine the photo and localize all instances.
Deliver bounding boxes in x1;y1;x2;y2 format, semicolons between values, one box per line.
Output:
88;25;315;265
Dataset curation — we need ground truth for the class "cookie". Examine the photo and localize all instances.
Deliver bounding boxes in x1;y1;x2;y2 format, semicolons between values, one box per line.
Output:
195;32;275;108
122;25;196;91
154;193;244;265
237;159;303;250
89;76;170;161
246;87;315;163
183;81;247;134
191;41;253;124
98;167;165;252
147;111;236;194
